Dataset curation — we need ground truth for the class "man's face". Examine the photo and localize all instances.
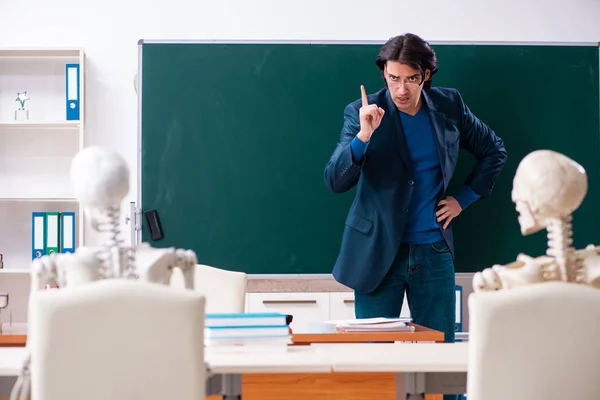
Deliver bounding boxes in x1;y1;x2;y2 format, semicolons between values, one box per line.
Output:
383;61;430;114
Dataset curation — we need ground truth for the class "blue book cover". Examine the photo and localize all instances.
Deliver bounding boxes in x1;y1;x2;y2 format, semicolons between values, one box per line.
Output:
206;312;287;318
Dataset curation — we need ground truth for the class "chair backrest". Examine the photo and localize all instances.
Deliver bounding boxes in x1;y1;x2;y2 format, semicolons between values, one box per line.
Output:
171;264;247;313
467;281;600;400
28;279;206;400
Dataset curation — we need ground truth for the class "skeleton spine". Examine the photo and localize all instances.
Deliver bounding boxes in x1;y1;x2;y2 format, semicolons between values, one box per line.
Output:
546;216;575;281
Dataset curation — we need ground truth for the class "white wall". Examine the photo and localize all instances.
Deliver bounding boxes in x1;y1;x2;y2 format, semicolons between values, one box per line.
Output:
1;0;599;239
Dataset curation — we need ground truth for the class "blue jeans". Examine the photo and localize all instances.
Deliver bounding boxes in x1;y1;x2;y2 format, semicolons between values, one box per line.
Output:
354;240;457;400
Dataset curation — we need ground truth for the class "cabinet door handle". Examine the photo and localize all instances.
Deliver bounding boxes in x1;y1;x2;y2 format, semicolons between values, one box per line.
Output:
262;299;317;304
343;299;355;304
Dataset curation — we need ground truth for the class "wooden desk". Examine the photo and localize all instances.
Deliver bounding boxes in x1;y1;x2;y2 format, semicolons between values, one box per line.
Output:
3;324;446;400
239;324;445;400
2;343;468;400
292;323;444;344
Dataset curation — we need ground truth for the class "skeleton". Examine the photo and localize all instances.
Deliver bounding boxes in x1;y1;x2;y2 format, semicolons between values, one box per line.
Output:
473;149;600;292
11;146;198;400
28;145;198;289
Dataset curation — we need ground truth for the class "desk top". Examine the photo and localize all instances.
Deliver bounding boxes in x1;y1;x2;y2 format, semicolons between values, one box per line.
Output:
0;342;469;376
206;346;333;374
0;347;26;376
313;342;468;373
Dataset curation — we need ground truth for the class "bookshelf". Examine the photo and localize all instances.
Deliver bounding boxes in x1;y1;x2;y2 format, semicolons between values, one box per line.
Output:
0;47;85;274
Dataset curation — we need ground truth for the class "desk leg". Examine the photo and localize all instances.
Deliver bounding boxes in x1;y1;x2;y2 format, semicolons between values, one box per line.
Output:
402;372;467;399
222;374;242;400
395;372;408;399
402;373;425;400
207;374;222;397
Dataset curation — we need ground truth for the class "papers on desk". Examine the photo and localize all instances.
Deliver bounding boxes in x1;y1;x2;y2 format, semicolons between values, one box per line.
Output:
329;317;415;332
204;312;291;352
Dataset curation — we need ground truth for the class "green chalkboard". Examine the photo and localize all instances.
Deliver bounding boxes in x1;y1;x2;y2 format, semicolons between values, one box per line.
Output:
138;40;600;275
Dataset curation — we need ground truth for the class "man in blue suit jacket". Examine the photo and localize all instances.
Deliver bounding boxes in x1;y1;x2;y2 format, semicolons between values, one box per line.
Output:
324;33;507;352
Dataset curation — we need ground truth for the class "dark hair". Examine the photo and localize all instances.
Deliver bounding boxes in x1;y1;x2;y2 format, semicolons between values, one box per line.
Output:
375;33;438;90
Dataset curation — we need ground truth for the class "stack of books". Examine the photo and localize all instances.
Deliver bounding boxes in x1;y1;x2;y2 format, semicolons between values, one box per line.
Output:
333;317;414;332
204;312;291;352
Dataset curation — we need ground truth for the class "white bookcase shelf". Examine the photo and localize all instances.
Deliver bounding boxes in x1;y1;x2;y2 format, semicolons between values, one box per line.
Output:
0;197;77;202
0;121;80;129
0;48;83;57
0;269;29;274
0;47;85;273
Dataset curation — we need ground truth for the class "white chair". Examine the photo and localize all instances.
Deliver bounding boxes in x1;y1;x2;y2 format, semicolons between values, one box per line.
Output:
467;281;600;400
27;279;206;400
171;264;247;313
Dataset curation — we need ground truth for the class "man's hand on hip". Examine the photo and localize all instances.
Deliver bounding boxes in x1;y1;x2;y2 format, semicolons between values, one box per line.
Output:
436;196;462;229
357;85;384;142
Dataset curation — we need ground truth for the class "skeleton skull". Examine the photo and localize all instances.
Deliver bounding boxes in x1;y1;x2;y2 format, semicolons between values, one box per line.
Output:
70;145;130;232
511;149;587;235
70;145;129;209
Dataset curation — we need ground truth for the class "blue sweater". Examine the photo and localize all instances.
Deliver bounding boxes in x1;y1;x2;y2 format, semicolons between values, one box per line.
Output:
350;105;479;244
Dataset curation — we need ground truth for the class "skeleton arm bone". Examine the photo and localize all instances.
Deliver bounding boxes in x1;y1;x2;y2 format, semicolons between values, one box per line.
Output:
135;244;176;285
174;248;197;290
473;253;548;291
135;244;197;288
473;245;600;291
580;245;600;288
30;254;63;292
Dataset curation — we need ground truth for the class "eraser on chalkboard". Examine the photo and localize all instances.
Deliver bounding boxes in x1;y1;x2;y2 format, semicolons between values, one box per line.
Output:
144;210;164;241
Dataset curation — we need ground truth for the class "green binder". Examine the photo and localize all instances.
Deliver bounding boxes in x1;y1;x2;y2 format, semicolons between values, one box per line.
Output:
44;212;60;255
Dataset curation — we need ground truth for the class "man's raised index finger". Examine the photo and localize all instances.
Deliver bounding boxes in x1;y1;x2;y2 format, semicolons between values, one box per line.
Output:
360;85;368;107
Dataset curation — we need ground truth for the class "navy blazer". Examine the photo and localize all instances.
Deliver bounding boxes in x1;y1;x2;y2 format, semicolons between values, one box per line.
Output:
324;86;507;294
